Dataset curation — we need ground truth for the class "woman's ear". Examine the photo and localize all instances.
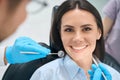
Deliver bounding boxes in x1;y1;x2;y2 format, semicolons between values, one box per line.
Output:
97;28;101;40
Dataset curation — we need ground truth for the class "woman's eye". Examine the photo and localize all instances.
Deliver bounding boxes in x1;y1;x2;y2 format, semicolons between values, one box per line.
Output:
83;27;92;31
64;28;73;32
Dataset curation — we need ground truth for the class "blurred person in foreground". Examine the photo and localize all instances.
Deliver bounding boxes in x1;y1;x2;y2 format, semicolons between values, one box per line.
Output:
0;0;50;66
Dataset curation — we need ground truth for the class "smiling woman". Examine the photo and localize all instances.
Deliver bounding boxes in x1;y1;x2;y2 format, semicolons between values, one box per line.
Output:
61;9;101;66
30;0;120;80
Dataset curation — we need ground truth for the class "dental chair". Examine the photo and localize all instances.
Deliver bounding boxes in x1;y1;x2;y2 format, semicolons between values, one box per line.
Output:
2;6;120;80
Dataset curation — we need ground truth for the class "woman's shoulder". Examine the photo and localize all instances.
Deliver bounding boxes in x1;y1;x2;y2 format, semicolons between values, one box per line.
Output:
104;63;120;79
36;58;62;72
30;58;63;80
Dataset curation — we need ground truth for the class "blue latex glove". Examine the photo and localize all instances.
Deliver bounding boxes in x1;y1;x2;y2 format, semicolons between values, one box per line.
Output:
88;63;112;80
6;36;50;64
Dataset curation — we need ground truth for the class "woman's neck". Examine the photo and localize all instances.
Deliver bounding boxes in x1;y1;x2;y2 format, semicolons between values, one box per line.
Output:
76;57;92;80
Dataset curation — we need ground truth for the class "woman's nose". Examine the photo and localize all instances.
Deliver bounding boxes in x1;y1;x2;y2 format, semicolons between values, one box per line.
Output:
72;32;84;42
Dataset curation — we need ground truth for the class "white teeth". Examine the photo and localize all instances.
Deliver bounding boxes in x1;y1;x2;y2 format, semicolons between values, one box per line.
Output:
72;46;86;50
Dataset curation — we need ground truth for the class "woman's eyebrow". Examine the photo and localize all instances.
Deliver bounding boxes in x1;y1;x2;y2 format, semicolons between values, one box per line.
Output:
80;24;93;28
62;24;93;28
62;25;74;28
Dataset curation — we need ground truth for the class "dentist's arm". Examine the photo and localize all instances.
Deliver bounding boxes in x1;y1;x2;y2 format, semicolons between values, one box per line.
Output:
102;16;113;37
4;37;50;64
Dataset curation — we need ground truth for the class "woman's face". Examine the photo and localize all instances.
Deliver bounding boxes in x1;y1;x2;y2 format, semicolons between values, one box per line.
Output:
60;9;101;62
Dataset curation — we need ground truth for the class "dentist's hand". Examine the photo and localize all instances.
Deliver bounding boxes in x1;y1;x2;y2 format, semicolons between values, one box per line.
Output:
88;63;112;80
5;37;50;64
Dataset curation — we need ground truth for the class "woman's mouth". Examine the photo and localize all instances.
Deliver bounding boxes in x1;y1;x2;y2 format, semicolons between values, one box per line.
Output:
70;45;87;53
